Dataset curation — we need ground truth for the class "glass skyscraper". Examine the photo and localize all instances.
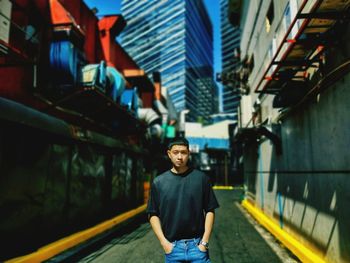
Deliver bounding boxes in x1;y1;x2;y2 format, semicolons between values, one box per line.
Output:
121;0;217;122
220;0;240;117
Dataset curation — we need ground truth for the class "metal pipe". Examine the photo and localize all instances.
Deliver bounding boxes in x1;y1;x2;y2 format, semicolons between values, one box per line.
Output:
0;97;145;153
0;97;71;137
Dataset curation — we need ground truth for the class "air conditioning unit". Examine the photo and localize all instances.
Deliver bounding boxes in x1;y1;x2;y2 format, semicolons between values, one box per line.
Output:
81;61;107;93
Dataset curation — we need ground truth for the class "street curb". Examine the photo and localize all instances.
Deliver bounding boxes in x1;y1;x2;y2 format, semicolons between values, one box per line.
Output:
241;200;326;263
6;204;147;263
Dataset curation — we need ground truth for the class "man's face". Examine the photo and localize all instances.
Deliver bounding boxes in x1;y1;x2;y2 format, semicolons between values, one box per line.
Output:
167;145;190;169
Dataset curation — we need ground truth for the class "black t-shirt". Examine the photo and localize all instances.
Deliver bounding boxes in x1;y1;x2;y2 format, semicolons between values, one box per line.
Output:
146;168;219;242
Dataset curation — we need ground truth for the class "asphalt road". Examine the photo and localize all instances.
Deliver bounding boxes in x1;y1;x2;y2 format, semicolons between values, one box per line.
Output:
72;190;299;263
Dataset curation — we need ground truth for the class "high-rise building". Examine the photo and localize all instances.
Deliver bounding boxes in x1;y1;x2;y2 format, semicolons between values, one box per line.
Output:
121;0;217;122
220;0;240;118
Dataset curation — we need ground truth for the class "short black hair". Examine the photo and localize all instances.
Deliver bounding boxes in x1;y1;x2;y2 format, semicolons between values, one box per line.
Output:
167;137;189;150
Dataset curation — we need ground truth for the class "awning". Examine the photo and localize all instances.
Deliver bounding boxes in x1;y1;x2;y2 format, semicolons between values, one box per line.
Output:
234;126;282;154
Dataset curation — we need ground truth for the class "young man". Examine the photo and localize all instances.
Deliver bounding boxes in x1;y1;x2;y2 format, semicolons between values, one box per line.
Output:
147;137;219;263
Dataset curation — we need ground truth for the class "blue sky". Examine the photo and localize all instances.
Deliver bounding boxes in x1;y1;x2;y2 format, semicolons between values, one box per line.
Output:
83;0;223;110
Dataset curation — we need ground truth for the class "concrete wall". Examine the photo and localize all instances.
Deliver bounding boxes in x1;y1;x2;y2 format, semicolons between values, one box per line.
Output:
0;123;145;261
240;0;350;262
245;75;350;262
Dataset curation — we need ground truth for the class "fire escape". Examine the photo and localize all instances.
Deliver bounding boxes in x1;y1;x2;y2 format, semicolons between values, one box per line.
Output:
232;0;350;155
255;0;350;108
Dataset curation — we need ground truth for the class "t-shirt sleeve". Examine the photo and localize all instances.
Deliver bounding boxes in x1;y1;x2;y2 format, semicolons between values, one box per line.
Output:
146;181;160;216
204;175;219;212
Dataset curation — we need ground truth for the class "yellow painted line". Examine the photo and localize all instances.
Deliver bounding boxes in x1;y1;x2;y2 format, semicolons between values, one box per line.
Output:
212;185;244;190
6;204;147;263
241;200;326;263
213;186;234;190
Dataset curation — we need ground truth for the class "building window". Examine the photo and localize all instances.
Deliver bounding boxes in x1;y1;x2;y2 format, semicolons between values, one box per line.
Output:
283;3;291;32
265;1;274;33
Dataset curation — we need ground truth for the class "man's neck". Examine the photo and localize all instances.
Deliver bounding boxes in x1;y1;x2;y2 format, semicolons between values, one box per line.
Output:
171;166;189;174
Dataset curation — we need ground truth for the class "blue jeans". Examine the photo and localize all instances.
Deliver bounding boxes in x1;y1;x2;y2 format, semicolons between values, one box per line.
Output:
165;238;211;263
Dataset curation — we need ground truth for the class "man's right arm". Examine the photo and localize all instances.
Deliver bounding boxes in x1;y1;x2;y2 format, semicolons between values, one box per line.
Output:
149;215;173;254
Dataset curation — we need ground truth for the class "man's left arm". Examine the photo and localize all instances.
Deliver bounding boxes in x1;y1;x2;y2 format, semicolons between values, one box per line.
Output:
199;211;215;251
200;174;219;251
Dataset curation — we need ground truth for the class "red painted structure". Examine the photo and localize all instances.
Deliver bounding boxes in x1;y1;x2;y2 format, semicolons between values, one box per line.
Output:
0;0;155;132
